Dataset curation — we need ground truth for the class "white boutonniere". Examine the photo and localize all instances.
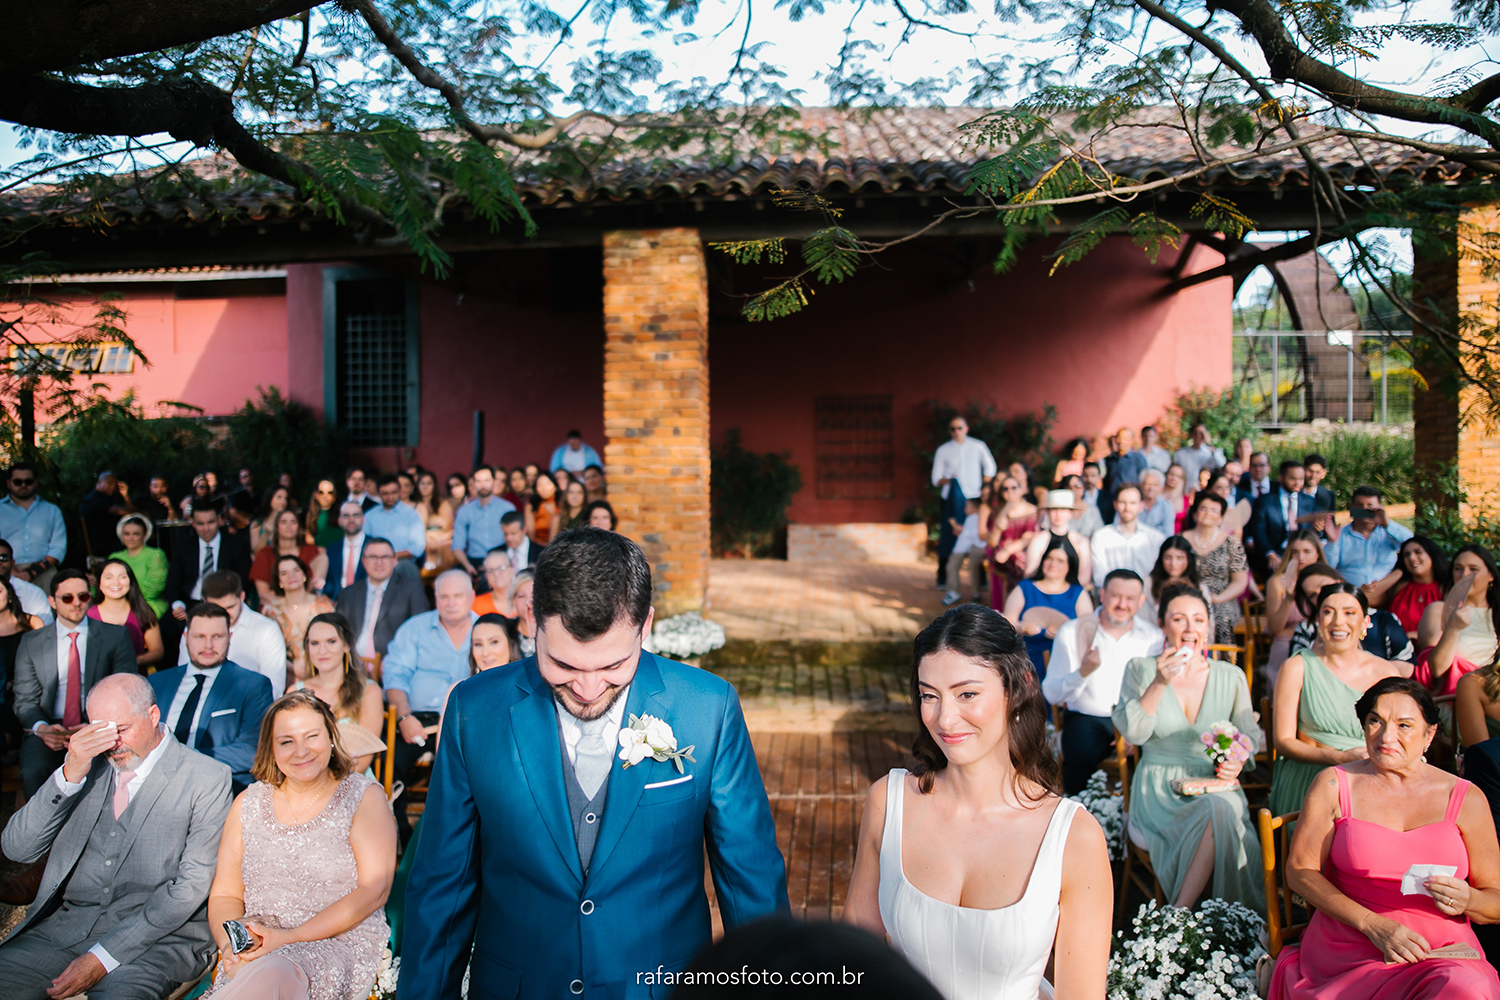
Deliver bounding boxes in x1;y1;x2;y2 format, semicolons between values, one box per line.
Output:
617;713;696;774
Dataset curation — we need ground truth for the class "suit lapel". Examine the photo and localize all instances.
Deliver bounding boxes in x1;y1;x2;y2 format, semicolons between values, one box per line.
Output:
587;652;670;881
509;663;583;884
114;737;183;861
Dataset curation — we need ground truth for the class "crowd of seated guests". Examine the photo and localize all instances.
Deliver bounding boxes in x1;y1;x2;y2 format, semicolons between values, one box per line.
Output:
0;435;620;996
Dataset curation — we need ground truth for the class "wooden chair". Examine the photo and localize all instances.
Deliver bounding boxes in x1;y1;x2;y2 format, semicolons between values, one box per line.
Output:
1237;599;1266;682
383;705;398;799
361;653;383;684
1115;734;1164;923
1258;807;1307;956
1206;642;1250;694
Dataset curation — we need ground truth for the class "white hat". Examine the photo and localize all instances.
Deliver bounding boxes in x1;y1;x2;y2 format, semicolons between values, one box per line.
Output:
1039;489;1082;511
115;513;154;545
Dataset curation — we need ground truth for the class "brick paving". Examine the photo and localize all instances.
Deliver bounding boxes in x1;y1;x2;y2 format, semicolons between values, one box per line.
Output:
707;558;947;642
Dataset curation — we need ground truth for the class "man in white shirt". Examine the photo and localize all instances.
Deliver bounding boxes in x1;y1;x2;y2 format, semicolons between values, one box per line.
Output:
1090;484;1165;590
1043;569;1163;793
1172;423;1226;490
344;465;377;512
1240;452;1272;499
931;416;997;588
502;511;539;571
176;571;287;697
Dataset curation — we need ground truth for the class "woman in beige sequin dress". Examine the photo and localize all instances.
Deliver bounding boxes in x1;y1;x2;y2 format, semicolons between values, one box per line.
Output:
207;691;397;1000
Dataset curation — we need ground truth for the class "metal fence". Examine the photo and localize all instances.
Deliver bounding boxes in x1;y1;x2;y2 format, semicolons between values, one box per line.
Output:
1232;330;1414;427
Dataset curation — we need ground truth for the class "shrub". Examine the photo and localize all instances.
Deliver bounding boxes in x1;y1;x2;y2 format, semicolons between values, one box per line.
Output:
1264;427;1414;507
711;429;803;558
225;386;349;493
1162;385;1261;452
42;394;219;505
1415;465;1500;554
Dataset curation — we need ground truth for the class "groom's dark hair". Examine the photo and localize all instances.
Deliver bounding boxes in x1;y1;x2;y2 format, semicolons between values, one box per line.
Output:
534;526;652;640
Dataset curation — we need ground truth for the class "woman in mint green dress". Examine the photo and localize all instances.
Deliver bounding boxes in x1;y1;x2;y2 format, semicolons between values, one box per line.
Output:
1269;582;1408;817
1113;583;1264;910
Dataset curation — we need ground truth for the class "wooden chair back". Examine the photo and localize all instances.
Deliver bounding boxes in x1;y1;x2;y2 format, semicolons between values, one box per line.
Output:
383;705;397;799
1207;643;1251;693
1258;807;1307;956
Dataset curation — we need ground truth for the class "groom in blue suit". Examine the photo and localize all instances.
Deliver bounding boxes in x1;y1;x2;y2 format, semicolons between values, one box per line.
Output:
400;528;787;999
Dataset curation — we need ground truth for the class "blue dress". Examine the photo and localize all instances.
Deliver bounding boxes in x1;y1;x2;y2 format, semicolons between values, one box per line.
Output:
1017;579;1083;685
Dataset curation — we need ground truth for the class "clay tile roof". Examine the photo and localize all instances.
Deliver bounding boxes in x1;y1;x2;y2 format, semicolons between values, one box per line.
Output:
1;105;1472;227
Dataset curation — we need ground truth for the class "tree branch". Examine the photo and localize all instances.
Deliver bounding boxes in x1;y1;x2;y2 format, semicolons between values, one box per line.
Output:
1167;231;1350;291
2;0;316;78
348;0;587;150
0;74;388;232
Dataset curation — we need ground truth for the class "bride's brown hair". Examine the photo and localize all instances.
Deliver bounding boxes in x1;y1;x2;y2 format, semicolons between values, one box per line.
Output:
908;605;1060;797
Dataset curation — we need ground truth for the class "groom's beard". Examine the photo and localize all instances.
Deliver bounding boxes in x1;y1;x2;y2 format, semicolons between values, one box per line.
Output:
552;681;628;722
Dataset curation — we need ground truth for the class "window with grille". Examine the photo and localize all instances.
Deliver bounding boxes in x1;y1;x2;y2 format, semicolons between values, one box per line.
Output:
14;342;135;374
815;395;894;500
324;272;419;448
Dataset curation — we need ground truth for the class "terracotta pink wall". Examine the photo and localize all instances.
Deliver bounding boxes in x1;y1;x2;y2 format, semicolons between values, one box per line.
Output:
26;286;288;416
708;236;1233;524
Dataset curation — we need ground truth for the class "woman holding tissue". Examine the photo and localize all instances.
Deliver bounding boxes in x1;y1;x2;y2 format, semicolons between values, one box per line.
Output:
1269;676;1500;999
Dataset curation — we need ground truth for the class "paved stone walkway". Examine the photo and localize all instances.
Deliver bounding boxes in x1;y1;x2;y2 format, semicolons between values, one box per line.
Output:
708;558;946;642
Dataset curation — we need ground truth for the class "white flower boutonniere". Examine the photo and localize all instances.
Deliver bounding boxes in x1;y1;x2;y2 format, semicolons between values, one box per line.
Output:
617;713;697;774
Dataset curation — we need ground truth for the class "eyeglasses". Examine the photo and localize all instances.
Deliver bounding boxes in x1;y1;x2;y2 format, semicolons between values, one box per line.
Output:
364;553;396;562
316;488;335;495
54;592;88;604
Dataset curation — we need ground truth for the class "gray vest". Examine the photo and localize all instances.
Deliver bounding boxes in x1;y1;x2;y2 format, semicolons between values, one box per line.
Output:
51;798;131;946
559;719;608;874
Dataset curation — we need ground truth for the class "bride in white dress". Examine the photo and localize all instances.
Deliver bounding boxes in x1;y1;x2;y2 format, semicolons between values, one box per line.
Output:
843;604;1113;1000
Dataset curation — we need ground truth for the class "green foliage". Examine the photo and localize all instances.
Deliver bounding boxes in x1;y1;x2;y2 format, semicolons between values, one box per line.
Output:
1414;466;1500;555
802;227;859;283
224;387;350;497
710;429;803;558
1264;429;1414;507
710;239;786;265
1163;386;1262;453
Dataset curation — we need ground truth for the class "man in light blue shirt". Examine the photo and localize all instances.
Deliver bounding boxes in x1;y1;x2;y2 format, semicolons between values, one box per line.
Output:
382;569;477;842
1322;485;1413;587
364;473;426;578
1139;469;1175;537
548;430;603;474
0;462;66;591
451;467;515;580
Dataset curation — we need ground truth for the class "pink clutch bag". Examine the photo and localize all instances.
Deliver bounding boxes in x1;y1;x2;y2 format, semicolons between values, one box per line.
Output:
1172;777;1241;796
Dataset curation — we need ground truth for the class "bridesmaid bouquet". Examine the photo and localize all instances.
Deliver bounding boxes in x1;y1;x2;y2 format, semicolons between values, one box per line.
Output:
1201;721;1255;767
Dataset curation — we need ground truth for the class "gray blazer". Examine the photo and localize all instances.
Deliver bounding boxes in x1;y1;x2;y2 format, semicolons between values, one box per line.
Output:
11;618;139;730
335;574;430;657
0;735;232;978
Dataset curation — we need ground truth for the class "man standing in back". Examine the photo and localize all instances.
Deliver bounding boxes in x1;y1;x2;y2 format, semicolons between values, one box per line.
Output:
452;467;516;585
930;416;997;590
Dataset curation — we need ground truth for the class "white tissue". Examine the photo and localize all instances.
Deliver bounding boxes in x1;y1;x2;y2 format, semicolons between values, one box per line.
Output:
1401;864;1458;897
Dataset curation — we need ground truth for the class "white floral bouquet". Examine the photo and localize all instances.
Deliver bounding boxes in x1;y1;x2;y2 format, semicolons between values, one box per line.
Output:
1068;770;1124;861
370;946;398;1000
651;611;727;659
1107;899;1266;1000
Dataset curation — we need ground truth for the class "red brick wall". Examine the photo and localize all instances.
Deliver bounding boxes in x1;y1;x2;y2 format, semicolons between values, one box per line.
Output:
603;229;710;615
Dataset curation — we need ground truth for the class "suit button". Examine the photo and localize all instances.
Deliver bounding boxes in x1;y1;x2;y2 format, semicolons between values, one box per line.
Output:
584;812;596;824
570;980;583;994
104;860;112;867
580;899;594;915
110;831;117;837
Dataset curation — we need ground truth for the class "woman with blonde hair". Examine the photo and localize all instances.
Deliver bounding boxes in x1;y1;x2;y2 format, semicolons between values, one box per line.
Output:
206;691;396;999
293;612;385;773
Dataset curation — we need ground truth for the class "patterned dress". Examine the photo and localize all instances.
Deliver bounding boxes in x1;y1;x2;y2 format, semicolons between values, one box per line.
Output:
208;774;389;1000
1193;532;1248;645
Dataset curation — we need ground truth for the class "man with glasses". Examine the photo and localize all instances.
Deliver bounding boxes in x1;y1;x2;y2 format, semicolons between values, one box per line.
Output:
321;501;368;598
11;569;138;795
336;536;429;667
0;462;66;593
930;417;997;589
473;549;516;616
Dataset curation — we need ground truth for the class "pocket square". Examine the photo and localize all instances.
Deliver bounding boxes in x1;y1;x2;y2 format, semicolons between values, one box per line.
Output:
644;774;693;790
210;708;237;718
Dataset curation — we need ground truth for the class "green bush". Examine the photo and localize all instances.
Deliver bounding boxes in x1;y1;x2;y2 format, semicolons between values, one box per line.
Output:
225;386;350;497
1264;428;1414;507
1415;466;1500;554
711;429;803;558
1163;385;1261;451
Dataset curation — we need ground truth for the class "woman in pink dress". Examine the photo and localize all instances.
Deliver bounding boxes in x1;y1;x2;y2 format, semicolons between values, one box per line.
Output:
1271;676;1500;1000
985;474;1037;609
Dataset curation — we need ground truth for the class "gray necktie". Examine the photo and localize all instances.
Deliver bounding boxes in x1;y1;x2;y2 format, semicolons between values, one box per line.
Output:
575;717;612;799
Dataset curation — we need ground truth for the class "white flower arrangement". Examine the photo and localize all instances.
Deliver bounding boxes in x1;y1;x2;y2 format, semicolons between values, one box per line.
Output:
1107;899;1267;1000
650;611;727;659
1068;770;1125;861
370;947;398;999
618;713;696;773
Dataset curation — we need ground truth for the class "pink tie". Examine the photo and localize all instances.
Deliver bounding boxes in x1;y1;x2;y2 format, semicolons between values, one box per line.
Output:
113;769;137;819
344;544;357;587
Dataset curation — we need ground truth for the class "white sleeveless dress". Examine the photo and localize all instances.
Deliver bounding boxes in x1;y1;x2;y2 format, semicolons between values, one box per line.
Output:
876;768;1079;1000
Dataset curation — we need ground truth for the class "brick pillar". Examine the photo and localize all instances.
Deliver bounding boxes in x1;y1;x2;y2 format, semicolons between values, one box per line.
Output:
1411;216;1460;511
1458;205;1500;514
602;229;710;617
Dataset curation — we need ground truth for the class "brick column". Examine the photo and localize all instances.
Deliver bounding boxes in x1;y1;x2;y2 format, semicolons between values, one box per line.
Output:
1458;205;1500;514
602;229;710;617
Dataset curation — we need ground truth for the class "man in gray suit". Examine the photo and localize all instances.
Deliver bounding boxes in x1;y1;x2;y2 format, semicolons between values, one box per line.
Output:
335;536;429;663
0;673;232;999
12;569;139;795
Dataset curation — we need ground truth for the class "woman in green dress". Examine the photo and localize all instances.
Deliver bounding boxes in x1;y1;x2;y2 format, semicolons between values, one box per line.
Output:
109;513;168;618
1113;583;1264;910
1269;582;1408;817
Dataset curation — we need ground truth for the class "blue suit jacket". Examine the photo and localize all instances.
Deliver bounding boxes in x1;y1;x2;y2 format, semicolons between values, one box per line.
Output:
399;650;788;1000
147;661;273;791
1249;486;1306;565
321;536;370;598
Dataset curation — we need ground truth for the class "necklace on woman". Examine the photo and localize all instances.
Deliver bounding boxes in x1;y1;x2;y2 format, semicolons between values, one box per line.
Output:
1191;527;1221;551
278;776;336;824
